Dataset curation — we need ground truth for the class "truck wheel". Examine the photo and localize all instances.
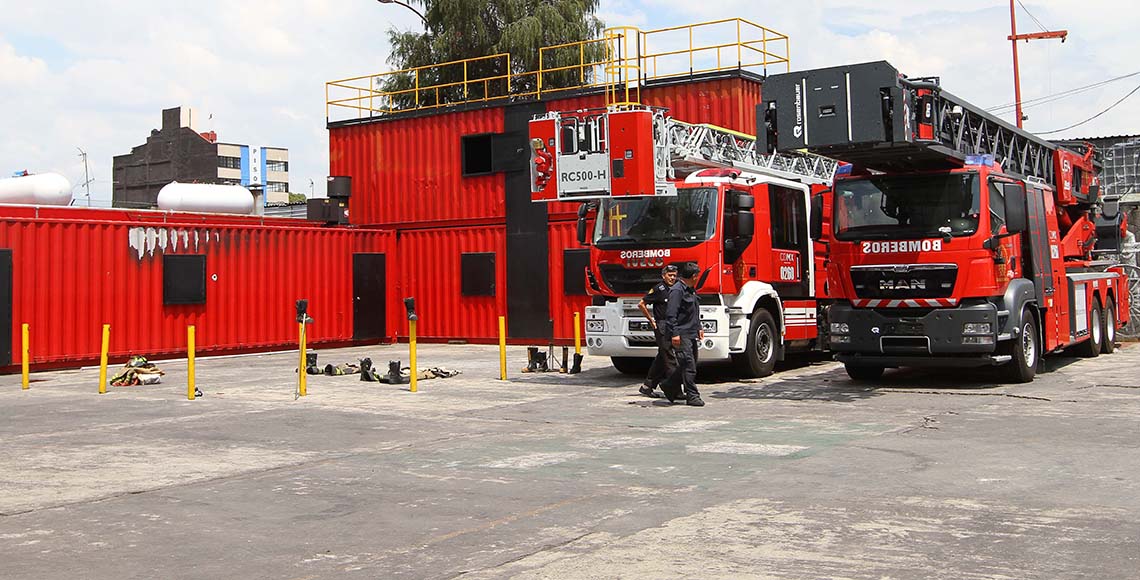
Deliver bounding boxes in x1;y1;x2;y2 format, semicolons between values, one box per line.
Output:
1001;309;1038;383
1076;300;1102;358
844;364;884;381
1102;297;1116;354
734;309;778;378
610;356;652;375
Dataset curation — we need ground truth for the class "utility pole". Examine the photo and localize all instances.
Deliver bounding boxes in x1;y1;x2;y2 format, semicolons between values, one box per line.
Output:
76;147;94;206
1009;0;1067;128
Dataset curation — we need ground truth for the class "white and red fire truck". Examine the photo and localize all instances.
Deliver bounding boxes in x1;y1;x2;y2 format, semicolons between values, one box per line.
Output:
529;105;838;377
760;61;1131;382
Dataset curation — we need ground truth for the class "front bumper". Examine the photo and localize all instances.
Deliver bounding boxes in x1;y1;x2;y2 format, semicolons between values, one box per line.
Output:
828;301;1000;359
584;300;732;361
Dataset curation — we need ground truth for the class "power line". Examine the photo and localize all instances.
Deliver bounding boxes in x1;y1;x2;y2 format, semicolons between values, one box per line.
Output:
986;71;1140;113
1016;0;1049;33
1037;82;1140;135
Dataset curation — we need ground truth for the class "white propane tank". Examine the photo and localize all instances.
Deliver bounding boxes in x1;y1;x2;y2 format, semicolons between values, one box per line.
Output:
0;173;74;205
157;182;255;214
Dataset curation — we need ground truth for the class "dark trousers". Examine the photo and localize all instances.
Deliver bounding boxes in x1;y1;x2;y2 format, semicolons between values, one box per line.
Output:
644;329;678;388
661;336;699;400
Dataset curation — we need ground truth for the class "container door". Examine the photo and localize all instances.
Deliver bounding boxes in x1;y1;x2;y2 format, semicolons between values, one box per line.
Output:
0;250;10;366
353;253;387;341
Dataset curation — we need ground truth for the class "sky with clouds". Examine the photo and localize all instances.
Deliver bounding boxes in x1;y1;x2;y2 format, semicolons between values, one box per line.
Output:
1;1;1137;206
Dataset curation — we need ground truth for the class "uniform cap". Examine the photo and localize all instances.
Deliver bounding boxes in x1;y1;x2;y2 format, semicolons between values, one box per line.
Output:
661;264;679;274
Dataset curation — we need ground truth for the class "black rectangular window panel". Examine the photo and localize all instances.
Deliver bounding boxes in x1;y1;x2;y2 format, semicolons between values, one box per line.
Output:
461;252;496;296
461;134;494;176
769;185;805;250
163;254;207;305
563;249;589;296
266;160;289;172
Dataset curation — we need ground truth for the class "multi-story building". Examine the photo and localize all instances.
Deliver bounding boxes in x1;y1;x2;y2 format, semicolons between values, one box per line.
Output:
113;106;290;208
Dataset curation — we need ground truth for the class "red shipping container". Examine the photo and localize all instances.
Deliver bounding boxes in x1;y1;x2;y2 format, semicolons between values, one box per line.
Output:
0;206;394;370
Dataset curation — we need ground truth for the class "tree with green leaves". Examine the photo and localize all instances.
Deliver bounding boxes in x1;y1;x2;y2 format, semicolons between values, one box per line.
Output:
382;0;605;108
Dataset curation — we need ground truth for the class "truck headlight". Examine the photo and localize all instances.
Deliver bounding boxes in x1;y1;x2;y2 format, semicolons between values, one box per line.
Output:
962;335;995;345
700;320;717;333
830;334;851;344
963;323;992;335
830;322;849;334
586;320;606;332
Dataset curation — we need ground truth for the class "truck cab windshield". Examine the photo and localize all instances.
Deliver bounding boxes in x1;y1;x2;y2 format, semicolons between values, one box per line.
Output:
834;173;980;241
593;187;718;248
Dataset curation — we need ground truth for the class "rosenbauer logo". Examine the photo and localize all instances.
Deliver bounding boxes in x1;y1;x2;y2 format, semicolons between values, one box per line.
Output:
861;239;942;254
792;83;804;139
619;249;671;259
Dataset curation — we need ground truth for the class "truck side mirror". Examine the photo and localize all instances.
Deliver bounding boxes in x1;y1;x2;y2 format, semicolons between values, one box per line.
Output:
1088;183;1100;204
576;202;590;245
737;211;755;237
1003;183;1028;234
810;192;825;240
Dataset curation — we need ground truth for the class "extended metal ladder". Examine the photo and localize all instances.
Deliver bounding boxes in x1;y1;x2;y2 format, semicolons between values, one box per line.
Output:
663;117;839;185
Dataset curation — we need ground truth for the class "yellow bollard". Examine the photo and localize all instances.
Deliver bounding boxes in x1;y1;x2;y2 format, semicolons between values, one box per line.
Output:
98;324;110;394
21;323;29;390
298;322;307;397
187;325;196;400
409;319;418;393
574;311;582;355
498;316;507;380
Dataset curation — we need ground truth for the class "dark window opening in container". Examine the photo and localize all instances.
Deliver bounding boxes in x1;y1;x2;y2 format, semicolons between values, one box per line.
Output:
461;134;494;176
163;255;207;305
461;252;496;296
563;249;589;296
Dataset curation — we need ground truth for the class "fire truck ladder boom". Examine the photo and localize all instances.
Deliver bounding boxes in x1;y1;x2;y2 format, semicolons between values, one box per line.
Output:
760;61;1072;187
666;118;839;186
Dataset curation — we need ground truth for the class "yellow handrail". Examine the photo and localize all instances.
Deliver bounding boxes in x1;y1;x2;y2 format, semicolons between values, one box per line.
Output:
326;18;790;121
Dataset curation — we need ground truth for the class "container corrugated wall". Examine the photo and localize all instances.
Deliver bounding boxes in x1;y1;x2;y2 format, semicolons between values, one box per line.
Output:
547;220;591;341
330;108;505;227
641;77;761;134
394;224;506;341
1;206;394;369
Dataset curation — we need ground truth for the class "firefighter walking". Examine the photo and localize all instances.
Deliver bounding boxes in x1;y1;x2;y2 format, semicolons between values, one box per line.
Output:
637;264;678;398
660;262;705;407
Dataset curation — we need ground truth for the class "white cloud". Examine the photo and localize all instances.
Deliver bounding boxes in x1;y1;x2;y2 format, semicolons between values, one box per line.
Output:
2;0;1138;207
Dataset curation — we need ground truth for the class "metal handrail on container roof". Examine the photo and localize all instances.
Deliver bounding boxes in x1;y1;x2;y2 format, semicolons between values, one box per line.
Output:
325;18;791;122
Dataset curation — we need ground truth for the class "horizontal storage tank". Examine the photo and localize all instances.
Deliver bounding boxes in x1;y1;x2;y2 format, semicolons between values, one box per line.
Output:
0;172;73;205
157;182;255;214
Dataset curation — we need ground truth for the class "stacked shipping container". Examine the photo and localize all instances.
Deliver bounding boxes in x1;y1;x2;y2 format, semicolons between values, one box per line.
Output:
329;73;765;343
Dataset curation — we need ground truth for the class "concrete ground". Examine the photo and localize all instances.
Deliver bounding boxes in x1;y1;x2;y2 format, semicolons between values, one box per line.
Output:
1;341;1138;579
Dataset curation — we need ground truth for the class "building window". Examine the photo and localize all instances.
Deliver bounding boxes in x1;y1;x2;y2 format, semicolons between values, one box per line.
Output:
267;182;289;192
266;160;289;172
218;156;241;169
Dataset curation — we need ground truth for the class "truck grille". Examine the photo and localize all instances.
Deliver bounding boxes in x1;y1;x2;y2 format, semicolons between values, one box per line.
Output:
850;264;956;299
598;265;664;294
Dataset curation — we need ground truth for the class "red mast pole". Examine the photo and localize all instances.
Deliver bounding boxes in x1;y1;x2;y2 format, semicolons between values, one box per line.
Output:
1008;0;1067;129
1010;0;1024;128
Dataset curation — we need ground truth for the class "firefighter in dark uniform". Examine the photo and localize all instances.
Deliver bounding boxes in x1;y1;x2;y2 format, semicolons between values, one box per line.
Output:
660;262;705;406
637;264;679;398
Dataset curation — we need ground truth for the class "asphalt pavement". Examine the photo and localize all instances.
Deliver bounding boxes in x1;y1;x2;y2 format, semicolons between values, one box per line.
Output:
1;341;1138;579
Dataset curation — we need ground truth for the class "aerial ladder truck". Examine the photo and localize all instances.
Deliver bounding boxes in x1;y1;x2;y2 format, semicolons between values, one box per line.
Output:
529;105;838;377
760;61;1131;382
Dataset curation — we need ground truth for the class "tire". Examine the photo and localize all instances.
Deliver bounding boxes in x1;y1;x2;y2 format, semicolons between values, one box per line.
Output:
733;309;778;378
845;364;884;381
1102;297;1116;354
1075;300;1102;358
1001;309;1039;383
610;356;652;375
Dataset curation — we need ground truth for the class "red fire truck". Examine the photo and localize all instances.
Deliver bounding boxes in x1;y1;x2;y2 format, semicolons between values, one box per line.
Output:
760;61;1131;382
530;106;837;377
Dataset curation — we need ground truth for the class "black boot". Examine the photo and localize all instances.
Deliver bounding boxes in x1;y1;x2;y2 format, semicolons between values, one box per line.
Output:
387;360;407;384
569;353;583;374
525;347;540;372
360;358;380;382
305;352;322;375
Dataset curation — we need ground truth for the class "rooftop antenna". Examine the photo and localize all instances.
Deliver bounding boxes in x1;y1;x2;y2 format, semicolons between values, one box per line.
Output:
76;147;94;206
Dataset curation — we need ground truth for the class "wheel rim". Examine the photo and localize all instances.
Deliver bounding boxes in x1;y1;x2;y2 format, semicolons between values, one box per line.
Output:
1106;307;1115;344
755;323;773;363
1091;309;1101;345
1022;322;1036;367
